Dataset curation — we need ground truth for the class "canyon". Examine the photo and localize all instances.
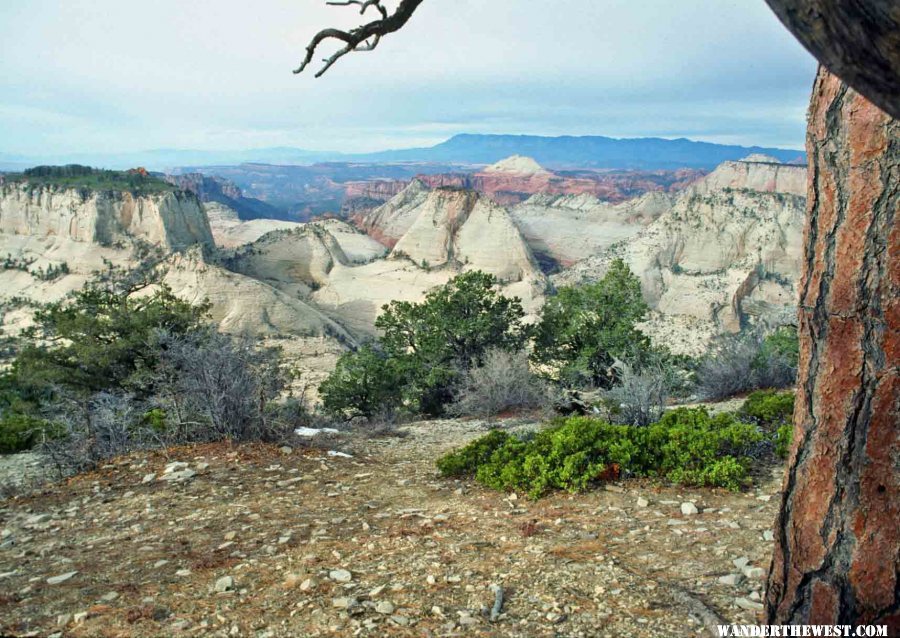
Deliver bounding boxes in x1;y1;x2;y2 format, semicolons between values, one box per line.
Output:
0;153;806;386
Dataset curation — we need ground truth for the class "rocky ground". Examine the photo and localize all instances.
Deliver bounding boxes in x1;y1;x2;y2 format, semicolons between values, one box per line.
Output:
0;418;782;638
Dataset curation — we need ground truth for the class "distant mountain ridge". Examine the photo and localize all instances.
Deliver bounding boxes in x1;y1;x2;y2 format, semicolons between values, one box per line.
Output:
1;134;803;172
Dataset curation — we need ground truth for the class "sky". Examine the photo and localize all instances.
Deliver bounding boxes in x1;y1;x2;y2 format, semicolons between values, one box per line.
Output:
0;0;817;157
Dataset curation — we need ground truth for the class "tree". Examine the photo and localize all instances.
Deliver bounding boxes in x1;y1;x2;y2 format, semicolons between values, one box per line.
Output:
319;344;404;419
296;1;900;627
764;67;899;629
376;270;529;415
10;285;209;398
532;259;651;388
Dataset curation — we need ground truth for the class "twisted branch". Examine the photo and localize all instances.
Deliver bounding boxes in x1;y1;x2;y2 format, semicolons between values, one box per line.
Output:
294;0;426;77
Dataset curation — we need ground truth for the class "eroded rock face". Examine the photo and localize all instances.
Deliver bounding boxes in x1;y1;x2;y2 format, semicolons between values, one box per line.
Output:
0;184;214;252
509;191;671;268
554;157;807;354
765;67;899;631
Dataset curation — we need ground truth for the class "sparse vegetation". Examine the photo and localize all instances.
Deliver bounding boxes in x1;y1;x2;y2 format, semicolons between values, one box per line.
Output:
695;325;798;400
8;165;177;195
448;349;551;418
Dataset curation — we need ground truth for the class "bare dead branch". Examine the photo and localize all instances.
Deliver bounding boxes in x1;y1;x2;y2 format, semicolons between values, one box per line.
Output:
294;0;425;78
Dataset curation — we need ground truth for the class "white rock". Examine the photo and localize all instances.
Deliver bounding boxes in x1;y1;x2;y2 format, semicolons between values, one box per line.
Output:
214;576;235;593
327;451;353;459
681;502;699;516
329;569;352;583
636;497;650;508
294;427;339;437
717;573;744;586
732;556;750;570
742;566;766;580
47;571;77;585
763;530;775;542
375;601;395;615
332;596;358;609
142;473;156;483
734;597;764;611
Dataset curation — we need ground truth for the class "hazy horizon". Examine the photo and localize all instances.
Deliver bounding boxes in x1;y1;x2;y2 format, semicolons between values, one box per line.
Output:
1;0;817;157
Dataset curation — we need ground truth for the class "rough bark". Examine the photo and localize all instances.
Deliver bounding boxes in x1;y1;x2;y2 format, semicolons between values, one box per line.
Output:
765;66;900;629
764;0;900;120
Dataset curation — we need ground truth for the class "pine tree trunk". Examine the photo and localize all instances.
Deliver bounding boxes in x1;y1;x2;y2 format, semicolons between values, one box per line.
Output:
764;66;899;628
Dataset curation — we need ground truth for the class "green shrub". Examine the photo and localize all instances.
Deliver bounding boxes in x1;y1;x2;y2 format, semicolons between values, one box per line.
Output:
739;390;795;429
0;413;59;454
775;422;793;459
437;407;762;497
532;259;652;388
435;429;513;477
319;345;405;419
374;270;529;416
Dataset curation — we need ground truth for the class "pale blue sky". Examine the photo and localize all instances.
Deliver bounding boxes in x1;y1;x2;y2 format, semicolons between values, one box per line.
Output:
0;0;817;157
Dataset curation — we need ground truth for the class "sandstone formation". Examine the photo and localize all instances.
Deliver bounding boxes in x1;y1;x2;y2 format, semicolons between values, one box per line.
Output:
348;156;705;213
554;156;807;354
0;183;214;252
509;191;672;268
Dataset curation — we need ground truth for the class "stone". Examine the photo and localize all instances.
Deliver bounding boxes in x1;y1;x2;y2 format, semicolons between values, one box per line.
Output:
732;556;750;570
47;571;77;585
176;569;192;577
375;601;395;615
390;615;410;626
280;446;293;455
742;566;766;580
153;560;169;568
329;568;352;583
763;530;775;542
636;497;649;508
332;596;358;609
73;611;88;624
214;576;235;593
718;573;744;587
369;585;386;597
734;597;764;611
681;502;699;516
299;577;318;592
142;473;156;484
101;591;119;602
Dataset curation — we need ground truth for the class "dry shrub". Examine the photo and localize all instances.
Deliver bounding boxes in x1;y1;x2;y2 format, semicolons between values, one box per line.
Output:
449;349;551;418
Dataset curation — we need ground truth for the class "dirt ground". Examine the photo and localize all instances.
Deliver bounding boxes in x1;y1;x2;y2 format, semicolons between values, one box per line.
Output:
0;417;782;637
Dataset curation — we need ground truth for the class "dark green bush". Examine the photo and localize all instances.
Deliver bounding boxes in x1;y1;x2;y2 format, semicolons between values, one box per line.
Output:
437;407;762;497
531;259;652;388
0;413;59;454
319;345;405;419
775;422;793;459
739;390;795;429
435;429;513;477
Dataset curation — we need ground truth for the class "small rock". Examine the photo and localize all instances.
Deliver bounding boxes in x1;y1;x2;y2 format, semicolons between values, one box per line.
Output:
390;615;410;626
369;585;386;597
57;614;72;626
732;556;750;570
329;569;352;583
160;468;196;482
176;569;191;577
717;573;744;587
299;577;318;591
763;530;775;542
47;571;77;585
101;591;119;602
734;597;764;611
749;591;762;602
163;461;189;474
742;566;766;580
636;497;649;508
279;446;293;455
681;502;699;516
375;601;395;615
332;596;358;609
214;576;235;593
142;473;156;483
73;611;88;624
